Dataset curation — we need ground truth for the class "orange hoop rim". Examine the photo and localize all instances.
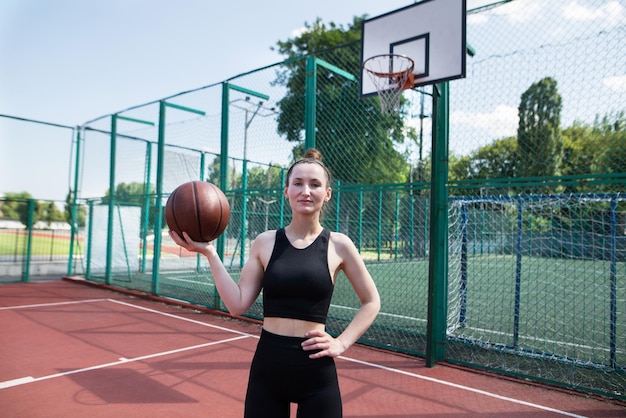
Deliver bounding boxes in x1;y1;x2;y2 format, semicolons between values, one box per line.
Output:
363;54;415;79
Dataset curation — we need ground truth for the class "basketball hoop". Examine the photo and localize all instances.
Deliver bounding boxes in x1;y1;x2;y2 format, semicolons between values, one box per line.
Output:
363;54;415;114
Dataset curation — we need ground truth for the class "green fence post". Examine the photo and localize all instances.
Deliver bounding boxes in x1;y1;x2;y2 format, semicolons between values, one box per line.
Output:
334;180;341;232
377;188;383;261
426;82;450;367
609;196;618;369
240;158;248;268
217;83;230;309
151;102;199;294
304;56;317;150
105;115;118;285
358;188;364;252
304;57;355;151
279;170;286;227
395;191;400;260
68;126;82;276
86;200;94;280
409;192;415;260
23;199;35;283
424;198;429;257
224;83;270;269
141;143;152;273
152;102;167;294
197;152;206;272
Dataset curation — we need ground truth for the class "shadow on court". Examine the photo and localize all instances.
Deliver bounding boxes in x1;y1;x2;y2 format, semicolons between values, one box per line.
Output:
0;279;623;417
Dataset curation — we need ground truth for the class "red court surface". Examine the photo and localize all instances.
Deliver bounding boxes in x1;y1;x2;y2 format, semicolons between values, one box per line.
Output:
1;279;624;417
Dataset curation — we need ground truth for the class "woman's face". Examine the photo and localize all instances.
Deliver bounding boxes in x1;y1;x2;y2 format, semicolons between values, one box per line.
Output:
284;162;331;214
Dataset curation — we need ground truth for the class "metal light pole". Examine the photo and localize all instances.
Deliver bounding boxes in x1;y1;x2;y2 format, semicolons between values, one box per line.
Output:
230;97;277;266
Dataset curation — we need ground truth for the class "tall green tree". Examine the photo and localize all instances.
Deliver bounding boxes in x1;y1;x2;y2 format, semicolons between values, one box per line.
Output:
516;77;563;181
272;17;410;185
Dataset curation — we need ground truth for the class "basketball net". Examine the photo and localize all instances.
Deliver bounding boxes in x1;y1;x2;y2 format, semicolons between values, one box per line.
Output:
363;54;415;114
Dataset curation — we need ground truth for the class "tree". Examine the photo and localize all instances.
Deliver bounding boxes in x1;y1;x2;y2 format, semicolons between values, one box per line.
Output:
103;182;155;232
1;193;67;227
561;121;598;179
558;112;624;193
40;201;65;225
245;164;284;190
592;112;626;177
206;155;240;191
516;77;563;181
103;182;152;205
450;136;518;181
272;17;410;186
64;190;87;227
0;192;37;226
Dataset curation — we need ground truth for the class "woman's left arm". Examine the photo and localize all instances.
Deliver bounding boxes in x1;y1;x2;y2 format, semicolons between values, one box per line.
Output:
303;233;380;358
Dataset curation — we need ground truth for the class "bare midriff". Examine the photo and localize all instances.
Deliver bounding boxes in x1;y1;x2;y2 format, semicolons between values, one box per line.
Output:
263;317;325;337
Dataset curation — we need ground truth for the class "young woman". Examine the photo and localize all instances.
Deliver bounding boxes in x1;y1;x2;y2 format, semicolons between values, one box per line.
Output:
169;149;380;417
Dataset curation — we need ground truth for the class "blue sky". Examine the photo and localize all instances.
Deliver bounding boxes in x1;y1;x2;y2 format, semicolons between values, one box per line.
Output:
1;0;625;201
1;0;418;126
0;0;522;126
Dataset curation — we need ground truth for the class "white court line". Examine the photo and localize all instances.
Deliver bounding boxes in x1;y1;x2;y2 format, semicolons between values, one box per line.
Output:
337;355;588;418
0;298;257;389
0;335;250;389
332;304;427;323
459;326;620;353
0;298;108;310
167;276;212;286
1;298;588;416
106;298;256;337
0;376;35;389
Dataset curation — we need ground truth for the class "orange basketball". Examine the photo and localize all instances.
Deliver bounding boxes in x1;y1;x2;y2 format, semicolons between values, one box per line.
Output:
165;181;230;242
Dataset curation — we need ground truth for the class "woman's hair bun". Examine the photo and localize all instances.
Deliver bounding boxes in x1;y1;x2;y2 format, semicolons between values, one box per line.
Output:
303;148;322;161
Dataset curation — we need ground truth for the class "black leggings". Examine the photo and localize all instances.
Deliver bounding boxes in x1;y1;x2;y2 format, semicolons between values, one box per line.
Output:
244;329;342;418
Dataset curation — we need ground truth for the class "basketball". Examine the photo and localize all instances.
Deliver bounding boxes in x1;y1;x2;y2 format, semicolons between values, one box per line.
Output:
165;181;230;242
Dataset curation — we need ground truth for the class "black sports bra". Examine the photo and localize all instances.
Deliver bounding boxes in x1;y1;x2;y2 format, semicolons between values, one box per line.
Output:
262;228;334;324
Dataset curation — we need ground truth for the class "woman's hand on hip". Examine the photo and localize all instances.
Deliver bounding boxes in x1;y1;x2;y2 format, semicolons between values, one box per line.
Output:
301;329;347;359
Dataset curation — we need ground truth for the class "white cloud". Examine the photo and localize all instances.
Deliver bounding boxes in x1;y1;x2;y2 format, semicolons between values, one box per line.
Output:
468;0;508;11
603;74;626;93
451;104;518;138
564;1;599;20
290;26;309;38
492;0;543;22
467;0;543;25
405;115;432;134
563;0;626;26
467;13;489;25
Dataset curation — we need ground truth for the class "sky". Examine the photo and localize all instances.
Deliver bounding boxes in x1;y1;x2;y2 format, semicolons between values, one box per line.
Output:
0;0;520;126
0;0;418;126
1;0;625;201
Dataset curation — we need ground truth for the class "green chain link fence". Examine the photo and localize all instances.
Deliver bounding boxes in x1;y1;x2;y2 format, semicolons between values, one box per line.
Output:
1;0;624;400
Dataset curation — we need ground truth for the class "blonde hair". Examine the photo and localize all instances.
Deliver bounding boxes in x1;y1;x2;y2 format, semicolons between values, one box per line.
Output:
286;148;331;187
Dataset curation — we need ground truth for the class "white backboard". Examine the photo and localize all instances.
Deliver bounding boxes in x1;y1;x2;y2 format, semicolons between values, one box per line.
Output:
361;0;467;97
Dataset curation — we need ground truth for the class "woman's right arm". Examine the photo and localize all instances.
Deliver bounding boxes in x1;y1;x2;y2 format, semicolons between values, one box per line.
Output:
169;230;269;316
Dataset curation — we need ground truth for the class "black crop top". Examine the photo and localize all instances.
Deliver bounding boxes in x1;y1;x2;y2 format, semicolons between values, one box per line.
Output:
262;228;334;324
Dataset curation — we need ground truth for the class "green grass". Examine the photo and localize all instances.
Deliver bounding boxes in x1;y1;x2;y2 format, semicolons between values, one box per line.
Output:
100;253;625;365
0;230;79;256
448;255;626;365
331;254;625;366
